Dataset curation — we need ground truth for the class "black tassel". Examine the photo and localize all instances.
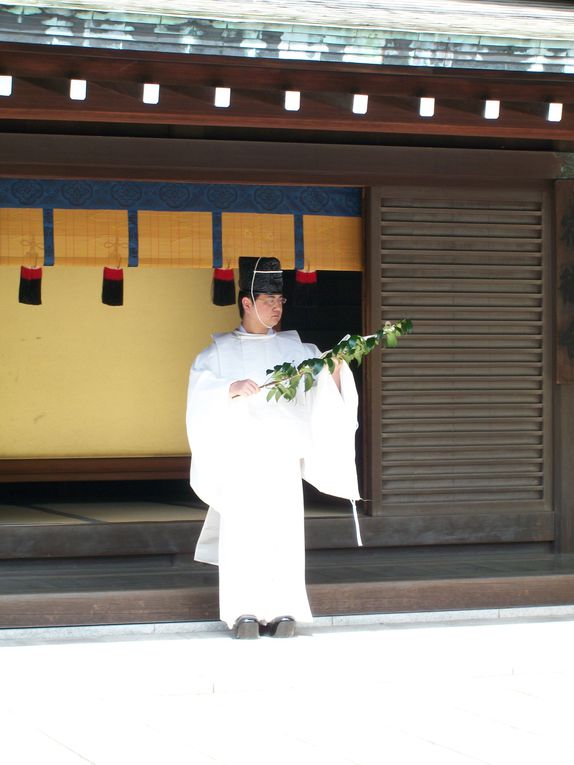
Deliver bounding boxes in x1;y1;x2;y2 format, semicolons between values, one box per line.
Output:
293;269;318;306
19;266;42;305
212;268;236;306
102;267;124;306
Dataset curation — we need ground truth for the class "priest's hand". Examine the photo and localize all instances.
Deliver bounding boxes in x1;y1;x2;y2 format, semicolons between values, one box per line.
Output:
229;379;260;398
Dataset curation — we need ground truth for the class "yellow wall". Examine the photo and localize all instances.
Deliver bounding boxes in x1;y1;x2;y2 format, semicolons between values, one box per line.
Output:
0;267;237;458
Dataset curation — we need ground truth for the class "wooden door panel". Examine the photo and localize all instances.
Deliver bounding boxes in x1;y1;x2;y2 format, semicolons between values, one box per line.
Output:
366;184;553;544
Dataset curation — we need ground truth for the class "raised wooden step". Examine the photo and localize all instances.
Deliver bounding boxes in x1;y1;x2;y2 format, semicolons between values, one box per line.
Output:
0;512;554;559
2;549;574;629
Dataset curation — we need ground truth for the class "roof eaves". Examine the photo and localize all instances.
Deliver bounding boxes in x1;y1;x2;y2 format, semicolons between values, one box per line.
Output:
1;3;574;75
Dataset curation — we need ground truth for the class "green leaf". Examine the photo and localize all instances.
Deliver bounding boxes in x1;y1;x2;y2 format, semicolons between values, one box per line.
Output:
311;358;325;374
264;319;412;403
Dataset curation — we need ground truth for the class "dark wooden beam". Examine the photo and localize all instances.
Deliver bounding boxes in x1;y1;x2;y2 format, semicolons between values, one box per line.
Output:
0;457;190;483
0;76;573;140
0;42;573;140
0;134;561;184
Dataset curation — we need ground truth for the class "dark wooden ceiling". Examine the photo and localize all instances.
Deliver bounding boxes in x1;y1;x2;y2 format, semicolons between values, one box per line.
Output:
1;42;574;141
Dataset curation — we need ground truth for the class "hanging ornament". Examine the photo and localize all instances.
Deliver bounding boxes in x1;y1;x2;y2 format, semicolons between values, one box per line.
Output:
212;268;236;306
294;269;318;306
18;266;42;305
102;266;124;306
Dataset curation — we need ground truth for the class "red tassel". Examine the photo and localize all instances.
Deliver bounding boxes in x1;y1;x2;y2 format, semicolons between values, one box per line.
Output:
19;266;42;305
102;267;124;306
294;269;317;305
212;268;236;306
296;270;318;285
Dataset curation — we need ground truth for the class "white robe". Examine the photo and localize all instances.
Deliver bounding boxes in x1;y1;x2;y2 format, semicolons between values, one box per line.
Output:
186;327;359;627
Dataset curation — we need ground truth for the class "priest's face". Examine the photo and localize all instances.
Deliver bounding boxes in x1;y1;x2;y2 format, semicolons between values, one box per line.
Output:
258;292;284;317
242;293;285;332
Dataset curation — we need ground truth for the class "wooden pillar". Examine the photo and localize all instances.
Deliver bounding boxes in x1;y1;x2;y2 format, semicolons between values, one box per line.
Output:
555;179;574;552
556;386;574;552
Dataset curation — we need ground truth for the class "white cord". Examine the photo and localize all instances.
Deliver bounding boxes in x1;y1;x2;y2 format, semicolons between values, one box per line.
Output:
350;499;363;547
250;256;283;329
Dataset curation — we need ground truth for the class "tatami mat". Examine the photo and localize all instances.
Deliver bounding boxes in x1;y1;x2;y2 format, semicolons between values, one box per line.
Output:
0;505;87;525
0;501;349;526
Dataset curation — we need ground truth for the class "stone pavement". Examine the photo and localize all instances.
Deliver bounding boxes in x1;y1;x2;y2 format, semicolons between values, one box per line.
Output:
1;608;573;765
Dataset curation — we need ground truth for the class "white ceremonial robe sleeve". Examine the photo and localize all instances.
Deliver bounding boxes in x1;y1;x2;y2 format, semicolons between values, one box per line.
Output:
301;362;361;501
186;344;237;511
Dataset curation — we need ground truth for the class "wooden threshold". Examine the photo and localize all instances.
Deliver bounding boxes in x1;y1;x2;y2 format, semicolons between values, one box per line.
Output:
1;549;574;628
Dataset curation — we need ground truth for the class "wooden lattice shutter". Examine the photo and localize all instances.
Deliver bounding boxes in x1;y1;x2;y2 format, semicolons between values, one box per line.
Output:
367;185;552;545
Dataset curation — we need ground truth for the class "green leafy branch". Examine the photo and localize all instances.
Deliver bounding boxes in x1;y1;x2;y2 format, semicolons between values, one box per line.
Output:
264;319;413;402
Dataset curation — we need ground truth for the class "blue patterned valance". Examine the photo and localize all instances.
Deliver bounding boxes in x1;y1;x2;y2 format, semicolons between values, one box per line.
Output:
0;180;363;271
1;180;361;216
